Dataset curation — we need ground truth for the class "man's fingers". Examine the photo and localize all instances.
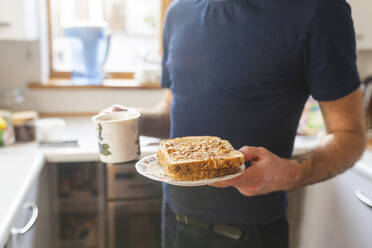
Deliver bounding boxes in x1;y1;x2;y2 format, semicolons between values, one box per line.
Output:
111;104;128;112
239;146;265;162
210;182;228;188
241;164;265;186
112;106;127;112
209;164;261;188
209;174;243;188
100;104;128;114
210;146;274;196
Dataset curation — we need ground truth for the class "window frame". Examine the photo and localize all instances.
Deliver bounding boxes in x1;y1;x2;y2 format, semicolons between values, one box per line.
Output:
46;0;172;80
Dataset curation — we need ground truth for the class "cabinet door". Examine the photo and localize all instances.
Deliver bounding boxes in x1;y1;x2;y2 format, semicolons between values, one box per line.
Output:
298;170;372;248
0;0;38;40
0;0;24;40
348;0;372;50
9;166;51;248
0;0;15;25
30;165;51;248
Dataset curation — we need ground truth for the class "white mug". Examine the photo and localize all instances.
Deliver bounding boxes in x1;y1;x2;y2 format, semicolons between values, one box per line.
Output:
92;111;141;163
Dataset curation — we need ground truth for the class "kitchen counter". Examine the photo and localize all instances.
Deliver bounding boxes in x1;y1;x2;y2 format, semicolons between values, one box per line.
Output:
1;117;372;247
0;117;99;162
0;117;159;248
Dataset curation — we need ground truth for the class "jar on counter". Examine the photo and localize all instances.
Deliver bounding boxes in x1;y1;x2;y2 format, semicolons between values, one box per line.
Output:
12;111;38;142
0;110;15;146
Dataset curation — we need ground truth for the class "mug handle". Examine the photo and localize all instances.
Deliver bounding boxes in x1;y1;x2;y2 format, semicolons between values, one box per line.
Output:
103;31;111;66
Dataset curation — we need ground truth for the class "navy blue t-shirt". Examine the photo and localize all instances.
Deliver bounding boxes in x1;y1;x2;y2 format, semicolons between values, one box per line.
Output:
161;0;361;225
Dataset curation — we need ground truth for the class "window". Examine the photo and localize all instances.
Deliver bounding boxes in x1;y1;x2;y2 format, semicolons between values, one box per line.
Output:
48;0;171;79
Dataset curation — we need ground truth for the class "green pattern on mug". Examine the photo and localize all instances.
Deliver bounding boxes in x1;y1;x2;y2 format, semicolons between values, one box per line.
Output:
97;123;103;141
99;143;112;156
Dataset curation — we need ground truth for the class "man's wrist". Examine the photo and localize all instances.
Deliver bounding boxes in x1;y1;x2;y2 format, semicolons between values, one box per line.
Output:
137;108;145;136
287;155;310;189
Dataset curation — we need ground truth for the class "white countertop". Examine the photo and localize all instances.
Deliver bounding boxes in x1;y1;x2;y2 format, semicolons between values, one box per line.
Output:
0;117;160;162
0;117;103;162
0;117;371;247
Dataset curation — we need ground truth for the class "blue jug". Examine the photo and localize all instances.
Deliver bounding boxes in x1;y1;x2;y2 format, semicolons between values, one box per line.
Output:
64;26;111;85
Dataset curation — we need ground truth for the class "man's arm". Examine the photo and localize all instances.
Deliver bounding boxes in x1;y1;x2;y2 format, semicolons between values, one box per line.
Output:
101;90;172;139
292;87;366;187
138;89;172;139
211;88;366;196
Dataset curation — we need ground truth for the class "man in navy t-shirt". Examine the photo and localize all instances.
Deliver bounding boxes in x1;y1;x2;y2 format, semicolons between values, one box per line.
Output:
107;0;366;247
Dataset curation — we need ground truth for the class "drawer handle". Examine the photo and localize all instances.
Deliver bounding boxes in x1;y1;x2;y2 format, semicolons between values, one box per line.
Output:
11;203;39;235
0;22;11;27
354;190;372;208
115;173;136;180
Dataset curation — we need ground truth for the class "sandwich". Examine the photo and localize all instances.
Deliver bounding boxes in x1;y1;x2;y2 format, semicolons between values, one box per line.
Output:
157;136;244;181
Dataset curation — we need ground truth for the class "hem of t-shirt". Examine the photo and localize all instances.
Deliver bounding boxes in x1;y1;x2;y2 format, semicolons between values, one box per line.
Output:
311;80;361;102
201;0;242;3
164;196;287;226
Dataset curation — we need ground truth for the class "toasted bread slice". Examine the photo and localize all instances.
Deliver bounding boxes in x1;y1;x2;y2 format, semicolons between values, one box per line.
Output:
157;136;244;181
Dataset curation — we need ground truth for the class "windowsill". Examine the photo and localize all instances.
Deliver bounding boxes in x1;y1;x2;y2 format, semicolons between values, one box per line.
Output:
28;79;161;89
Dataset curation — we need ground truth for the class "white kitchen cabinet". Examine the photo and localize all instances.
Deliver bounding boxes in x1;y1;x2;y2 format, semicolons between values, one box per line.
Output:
348;0;372;50
296;169;372;248
6;166;51;248
0;0;38;40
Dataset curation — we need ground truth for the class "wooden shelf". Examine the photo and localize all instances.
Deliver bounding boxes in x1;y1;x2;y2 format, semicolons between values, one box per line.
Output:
29;79;161;90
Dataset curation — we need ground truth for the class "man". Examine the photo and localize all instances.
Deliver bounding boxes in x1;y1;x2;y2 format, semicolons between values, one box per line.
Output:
109;0;366;247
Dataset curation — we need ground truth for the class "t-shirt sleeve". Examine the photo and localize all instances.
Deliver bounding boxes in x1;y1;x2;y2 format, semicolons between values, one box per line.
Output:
306;0;361;101
160;11;172;89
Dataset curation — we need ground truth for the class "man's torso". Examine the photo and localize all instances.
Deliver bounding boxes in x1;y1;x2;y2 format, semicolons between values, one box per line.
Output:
163;0;320;225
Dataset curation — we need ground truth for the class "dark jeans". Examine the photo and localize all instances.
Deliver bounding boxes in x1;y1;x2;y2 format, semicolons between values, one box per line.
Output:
162;202;289;248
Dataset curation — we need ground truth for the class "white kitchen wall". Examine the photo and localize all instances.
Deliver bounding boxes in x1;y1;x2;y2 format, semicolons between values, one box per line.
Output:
0;40;41;88
17;88;167;113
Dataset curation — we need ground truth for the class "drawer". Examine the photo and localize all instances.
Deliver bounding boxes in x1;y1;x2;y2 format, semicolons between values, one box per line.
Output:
106;162;161;199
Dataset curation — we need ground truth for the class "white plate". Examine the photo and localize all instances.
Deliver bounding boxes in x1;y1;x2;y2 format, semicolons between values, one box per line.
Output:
135;154;245;187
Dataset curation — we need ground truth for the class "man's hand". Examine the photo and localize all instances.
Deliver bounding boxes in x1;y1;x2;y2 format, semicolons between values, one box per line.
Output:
211;146;299;196
100;90;172;138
